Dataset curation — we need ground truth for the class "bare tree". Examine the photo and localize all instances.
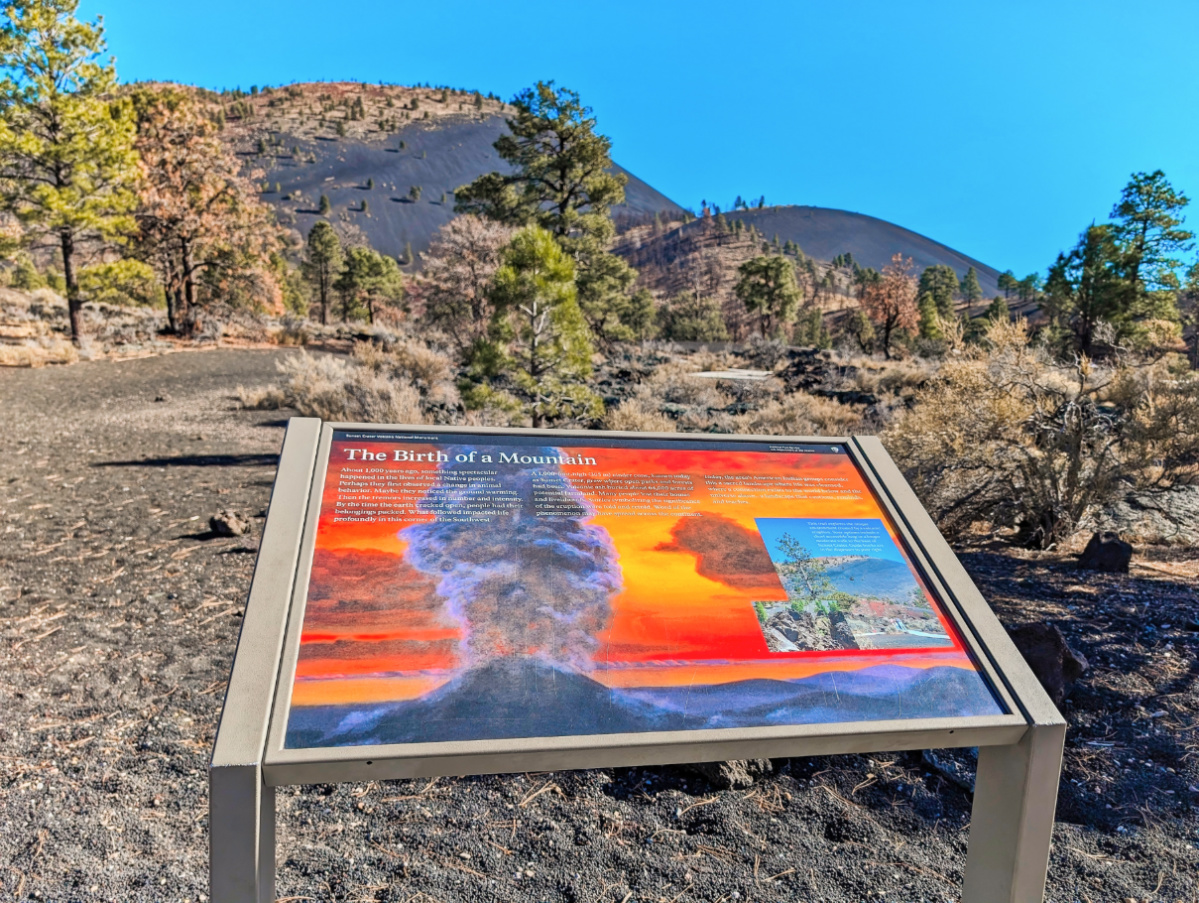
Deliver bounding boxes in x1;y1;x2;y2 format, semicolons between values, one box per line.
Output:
416;215;514;358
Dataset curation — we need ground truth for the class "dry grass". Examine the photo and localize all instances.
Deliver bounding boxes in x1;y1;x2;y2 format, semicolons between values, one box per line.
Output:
240;351;425;424
733;392;865;436
239;336;463;425
0;337;79;368
605;399;677;433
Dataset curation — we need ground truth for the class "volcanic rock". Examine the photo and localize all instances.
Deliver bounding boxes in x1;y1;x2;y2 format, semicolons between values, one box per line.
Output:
1009;622;1089;707
1078;531;1132;572
209;510;251;537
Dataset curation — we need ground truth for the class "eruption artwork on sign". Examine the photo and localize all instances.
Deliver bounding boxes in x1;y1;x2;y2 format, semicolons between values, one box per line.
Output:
283;431;1004;750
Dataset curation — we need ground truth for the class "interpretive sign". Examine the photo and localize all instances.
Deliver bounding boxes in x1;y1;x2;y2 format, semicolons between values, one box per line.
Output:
282;430;1002;751
210;420;1066;903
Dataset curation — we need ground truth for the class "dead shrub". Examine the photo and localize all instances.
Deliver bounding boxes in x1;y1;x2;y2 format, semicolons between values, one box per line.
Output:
884;318;1199;549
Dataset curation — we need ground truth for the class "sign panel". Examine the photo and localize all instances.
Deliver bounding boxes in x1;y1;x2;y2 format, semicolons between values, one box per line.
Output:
281;430;1005;751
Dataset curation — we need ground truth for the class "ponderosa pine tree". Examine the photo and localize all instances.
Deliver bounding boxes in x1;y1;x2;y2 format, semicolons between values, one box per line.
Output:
734;255;802;337
0;0;139;342
454;81;639;347
984;296;1010;322
917;264;959;319
318;193;331;215
917;292;943;340
334;245;402;324
302;220;342;325
657;292;728;342
1109;169;1193;320
487;225;597;427
1043;224;1125;355
1043;172;1191;355
959;266;983;312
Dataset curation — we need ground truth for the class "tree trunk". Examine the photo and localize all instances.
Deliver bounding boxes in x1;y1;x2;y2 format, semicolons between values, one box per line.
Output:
168;287;183;334
60;231;82;344
179;238;195;336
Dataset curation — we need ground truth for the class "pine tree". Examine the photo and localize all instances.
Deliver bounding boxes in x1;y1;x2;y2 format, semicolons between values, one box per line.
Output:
302;221;343;325
917;264;959;319
1109;169;1193;323
454;81;638;347
409;185;422;202
1043;225;1124;355
336;120;346;137
361;199;369;214
487;225;598;426
318;194;331;215
984;296;1010;322
0;0;139;342
917;293;943;340
366;177;374;190
734;256;802;337
334;245;402;324
658;292;728;342
959;266;983;311
997;269;1017;298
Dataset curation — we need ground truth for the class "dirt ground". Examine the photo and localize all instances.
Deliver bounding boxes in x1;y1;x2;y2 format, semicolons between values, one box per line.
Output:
1;349;1197;903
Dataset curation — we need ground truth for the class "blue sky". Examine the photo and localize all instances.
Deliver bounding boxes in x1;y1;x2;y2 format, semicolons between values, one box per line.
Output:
83;0;1199;276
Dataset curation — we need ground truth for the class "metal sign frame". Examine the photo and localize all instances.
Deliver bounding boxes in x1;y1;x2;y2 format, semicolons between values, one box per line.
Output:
210;418;1065;903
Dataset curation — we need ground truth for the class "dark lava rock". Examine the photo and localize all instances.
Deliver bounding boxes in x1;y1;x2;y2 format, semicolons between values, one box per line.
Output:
1078;531;1133;573
1009;622;1089;707
209;510;251;537
682;758;774;790
829;610;860;650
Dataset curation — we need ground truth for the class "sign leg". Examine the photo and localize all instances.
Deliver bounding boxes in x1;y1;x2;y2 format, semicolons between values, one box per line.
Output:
210;764;276;903
962;724;1065;903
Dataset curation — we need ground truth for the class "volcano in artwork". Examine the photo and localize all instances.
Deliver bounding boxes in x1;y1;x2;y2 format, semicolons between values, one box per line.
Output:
283;431;1004;749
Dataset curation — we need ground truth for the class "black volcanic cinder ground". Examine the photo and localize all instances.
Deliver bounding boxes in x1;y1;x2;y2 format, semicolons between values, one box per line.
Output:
265;113;685;262
1;349;1196;902
699;205;1005;299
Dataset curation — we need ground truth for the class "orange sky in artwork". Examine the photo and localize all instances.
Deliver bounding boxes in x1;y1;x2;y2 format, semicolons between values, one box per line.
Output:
290;436;981;706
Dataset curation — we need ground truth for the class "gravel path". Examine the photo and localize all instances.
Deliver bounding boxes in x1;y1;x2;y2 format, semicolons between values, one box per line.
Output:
1;350;1196;903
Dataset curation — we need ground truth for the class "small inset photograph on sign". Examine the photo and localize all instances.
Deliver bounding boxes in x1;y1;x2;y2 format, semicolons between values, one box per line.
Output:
753;517;952;652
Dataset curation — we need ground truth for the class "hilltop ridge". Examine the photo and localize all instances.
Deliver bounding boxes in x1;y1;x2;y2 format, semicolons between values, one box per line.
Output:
196;80;1006;294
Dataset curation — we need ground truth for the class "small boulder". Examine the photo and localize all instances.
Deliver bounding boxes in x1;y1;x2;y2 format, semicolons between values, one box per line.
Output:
1009;622;1089;707
1078;531;1132;573
209;510;251;537
683;758;773;790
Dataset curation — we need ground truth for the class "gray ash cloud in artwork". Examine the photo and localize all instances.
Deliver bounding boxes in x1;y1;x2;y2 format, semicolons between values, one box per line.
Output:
400;446;623;674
